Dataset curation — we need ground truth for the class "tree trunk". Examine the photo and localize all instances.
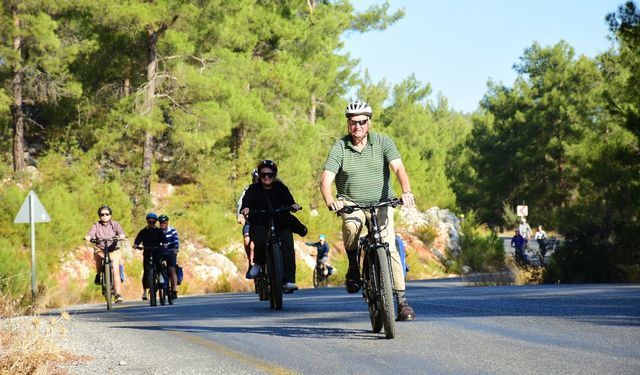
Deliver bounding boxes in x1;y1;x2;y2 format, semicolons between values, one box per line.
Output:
230;123;246;181
142;28;158;194
123;77;131;96
308;94;316;124
11;6;25;172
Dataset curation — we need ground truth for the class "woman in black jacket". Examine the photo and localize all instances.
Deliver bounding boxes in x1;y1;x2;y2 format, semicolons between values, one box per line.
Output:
240;160;303;292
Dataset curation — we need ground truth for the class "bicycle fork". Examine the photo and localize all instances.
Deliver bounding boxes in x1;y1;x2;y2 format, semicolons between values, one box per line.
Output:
367;211;397;294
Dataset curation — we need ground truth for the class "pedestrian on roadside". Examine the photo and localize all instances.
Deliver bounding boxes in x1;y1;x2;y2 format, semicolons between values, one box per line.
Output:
511;229;527;265
518;217;532;240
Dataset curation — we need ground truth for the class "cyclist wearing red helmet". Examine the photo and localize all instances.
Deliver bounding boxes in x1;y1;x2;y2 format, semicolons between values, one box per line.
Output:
240;159;302;292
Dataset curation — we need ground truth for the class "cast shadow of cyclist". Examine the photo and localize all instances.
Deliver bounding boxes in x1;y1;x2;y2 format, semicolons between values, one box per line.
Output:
114;323;384;340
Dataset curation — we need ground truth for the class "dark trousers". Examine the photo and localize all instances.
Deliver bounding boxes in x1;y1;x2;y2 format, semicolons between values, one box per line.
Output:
142;251;162;289
250;225;296;283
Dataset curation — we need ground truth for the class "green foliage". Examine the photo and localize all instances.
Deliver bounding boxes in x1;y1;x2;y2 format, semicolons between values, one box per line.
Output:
449;213;505;274
543;2;640;283
501;202;519;230
449;41;607;226
414;224;438;247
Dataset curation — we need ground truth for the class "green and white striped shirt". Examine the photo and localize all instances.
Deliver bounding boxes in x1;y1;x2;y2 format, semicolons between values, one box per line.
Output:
323;132;401;204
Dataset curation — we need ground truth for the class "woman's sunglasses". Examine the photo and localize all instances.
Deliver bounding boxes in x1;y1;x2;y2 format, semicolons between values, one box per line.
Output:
260;172;275;178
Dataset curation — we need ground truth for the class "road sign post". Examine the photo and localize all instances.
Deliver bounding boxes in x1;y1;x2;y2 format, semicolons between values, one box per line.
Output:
14;191;51;304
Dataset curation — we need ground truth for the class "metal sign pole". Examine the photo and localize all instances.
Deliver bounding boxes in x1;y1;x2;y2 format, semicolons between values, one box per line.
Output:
14;190;51;305
30;193;37;304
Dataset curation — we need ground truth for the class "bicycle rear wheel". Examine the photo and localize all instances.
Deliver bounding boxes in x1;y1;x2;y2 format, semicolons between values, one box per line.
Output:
103;262;113;311
257;277;268;301
159;267;167;306
159;284;166;306
167;282;174;305
374;246;396;339
268;242;283;310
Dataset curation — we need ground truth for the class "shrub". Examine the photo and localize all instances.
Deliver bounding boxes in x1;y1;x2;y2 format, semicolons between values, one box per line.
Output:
449;213;505;274
415;224;438;247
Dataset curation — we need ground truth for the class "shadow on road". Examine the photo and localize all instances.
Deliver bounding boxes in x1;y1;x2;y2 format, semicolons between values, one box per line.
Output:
114;323;383;340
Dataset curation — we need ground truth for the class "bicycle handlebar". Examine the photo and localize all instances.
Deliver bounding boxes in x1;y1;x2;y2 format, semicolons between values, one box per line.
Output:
246;205;301;215
333;196;403;215
89;237;123;244
134;244;166;250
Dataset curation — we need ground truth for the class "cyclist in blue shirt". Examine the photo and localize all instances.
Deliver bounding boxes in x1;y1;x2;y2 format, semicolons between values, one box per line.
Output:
305;234;334;276
159;214;179;299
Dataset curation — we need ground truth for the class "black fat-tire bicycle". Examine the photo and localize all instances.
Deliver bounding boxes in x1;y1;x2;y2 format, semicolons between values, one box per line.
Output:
144;245;174;307
251;206;297;311
336;197;403;339
312;260;329;288
90;237;121;311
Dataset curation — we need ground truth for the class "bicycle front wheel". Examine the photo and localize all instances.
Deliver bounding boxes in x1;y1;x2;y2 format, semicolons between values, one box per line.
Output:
374;246;396;339
148;263;157;307
313;266;321;288
364;253;383;333
103;262;113;311
268;242;283;310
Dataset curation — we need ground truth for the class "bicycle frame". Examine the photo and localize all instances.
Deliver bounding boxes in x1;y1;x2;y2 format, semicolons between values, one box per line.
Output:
336;196;402;339
313;260;329;288
140;245;172;307
90;237;120;311
250;206;296;311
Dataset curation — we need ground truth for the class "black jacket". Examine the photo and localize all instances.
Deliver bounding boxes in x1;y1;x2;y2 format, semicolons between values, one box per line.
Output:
241;181;296;228
134;227;165;253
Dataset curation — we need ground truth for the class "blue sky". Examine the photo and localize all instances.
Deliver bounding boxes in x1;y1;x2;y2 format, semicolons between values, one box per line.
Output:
342;0;623;113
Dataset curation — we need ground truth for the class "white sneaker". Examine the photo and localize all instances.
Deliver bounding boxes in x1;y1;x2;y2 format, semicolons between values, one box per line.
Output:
141;290;148;300
248;264;262;278
284;282;299;291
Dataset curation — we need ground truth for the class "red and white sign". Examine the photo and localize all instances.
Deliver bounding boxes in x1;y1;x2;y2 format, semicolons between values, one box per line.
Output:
517;205;528;217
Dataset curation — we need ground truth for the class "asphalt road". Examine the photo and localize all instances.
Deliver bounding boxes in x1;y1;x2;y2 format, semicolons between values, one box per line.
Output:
54;279;640;375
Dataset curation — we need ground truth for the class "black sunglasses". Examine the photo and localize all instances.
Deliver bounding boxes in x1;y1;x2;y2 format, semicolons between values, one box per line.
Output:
260;172;275;178
147;220;157;224
349;119;369;126
100;212;111;217
159;221;168;224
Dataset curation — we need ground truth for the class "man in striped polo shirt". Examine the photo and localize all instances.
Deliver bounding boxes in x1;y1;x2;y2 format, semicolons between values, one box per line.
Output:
320;100;416;321
159;214;180;300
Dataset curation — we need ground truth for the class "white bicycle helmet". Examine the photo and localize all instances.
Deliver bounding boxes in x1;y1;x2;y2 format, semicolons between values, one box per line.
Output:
345;100;372;118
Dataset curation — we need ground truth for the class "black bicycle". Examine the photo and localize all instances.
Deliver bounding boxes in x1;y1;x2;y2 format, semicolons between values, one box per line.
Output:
335;196;403;339
90;237;121;311
250;206;298;311
313;260;329;288
533;237;559;266
141;245;174;307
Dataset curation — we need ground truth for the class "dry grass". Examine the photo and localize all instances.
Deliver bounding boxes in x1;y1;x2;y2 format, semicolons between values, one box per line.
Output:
0;288;84;375
505;258;546;285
